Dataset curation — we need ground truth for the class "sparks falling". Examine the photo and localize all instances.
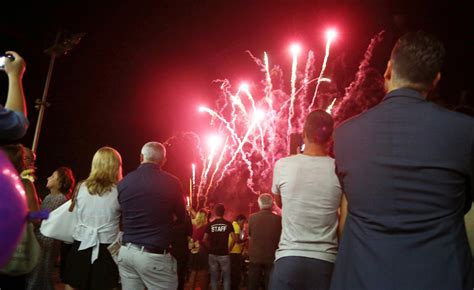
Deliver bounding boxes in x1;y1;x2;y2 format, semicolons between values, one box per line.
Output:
180;29;386;204
288;43;301;137
308;29;338;111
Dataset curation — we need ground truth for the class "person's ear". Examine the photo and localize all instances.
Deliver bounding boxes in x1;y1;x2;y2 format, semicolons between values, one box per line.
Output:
384;61;392;81
140;154;144;163
161;157;167;166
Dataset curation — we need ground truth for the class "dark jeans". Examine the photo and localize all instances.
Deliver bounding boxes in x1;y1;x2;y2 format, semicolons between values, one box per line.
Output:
248;262;273;290
269;256;334;290
230;253;242;290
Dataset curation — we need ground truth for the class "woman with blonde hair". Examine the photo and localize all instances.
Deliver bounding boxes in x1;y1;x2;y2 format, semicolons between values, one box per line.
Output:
63;147;122;290
187;209;210;290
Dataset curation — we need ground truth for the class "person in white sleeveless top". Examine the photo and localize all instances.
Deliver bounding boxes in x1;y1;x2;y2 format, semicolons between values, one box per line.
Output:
63;147;122;290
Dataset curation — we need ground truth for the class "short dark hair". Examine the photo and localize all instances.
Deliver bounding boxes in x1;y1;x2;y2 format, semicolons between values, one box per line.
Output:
391;31;445;90
56;167;76;196
303;110;334;145
214;203;225;217
235;214;246;222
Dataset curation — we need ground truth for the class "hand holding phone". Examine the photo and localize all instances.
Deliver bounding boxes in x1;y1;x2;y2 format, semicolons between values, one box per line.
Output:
0;54;14;70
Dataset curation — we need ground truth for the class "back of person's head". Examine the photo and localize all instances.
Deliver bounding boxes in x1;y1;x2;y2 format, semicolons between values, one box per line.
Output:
214;203;225;217
141;142;166;165
390;31;445;91
1;144;25;173
86;146;122;195
303;110;334;145
258;193;273;210
56;167;76;197
235;214;246;222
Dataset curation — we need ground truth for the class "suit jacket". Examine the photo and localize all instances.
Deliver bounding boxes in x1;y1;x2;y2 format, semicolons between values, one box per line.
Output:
330;88;474;290
248;209;282;264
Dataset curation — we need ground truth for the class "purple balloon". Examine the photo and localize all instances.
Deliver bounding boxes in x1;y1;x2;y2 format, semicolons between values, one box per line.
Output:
0;152;27;268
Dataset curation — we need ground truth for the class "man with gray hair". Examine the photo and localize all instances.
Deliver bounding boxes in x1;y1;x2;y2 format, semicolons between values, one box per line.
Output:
247;193;281;290
118;141;185;290
141;141;166;164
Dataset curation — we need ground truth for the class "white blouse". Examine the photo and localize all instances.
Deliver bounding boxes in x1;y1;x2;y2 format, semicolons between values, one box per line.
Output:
72;183;120;264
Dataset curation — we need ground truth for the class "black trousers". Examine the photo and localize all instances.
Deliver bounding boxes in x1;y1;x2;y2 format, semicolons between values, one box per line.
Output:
248;262;273;290
175;254;189;290
59;242;72;283
230;253;242;290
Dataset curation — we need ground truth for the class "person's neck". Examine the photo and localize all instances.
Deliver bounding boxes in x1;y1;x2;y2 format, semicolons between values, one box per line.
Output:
141;161;160;166
49;188;62;195
302;143;327;157
387;81;428;98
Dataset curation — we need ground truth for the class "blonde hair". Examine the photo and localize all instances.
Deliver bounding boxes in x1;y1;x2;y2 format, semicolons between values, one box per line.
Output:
192;210;208;228
85;147;122;196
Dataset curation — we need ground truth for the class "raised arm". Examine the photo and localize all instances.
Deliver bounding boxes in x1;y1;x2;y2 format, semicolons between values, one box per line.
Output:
23;179;39;213
4;51;27;116
274;194;282;209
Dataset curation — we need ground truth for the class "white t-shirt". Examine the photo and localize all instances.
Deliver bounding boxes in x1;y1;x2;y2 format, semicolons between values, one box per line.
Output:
272;154;342;263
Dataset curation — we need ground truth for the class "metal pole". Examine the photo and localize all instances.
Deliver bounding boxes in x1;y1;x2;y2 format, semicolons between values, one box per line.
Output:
31;32;60;154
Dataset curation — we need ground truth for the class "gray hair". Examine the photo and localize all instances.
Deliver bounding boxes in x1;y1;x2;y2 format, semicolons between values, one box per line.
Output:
258;193;273;210
141;142;166;164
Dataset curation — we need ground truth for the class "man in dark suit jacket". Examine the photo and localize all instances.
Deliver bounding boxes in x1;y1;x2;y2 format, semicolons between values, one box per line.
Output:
248;193;281;290
330;31;473;290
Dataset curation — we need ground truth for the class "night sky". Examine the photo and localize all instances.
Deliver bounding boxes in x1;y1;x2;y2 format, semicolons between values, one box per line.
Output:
0;0;472;212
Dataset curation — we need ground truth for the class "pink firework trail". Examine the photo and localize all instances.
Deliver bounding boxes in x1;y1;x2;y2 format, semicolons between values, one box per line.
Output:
203;138;219;184
326;98;337;114
302;50;315;104
242;86;265;151
216;113;259;193
263;52;273;109
308;29;337;111
205;137;229;197
288;44;301;137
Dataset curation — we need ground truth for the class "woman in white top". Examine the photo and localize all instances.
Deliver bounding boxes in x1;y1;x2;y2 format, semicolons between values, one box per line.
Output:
63;147;122;290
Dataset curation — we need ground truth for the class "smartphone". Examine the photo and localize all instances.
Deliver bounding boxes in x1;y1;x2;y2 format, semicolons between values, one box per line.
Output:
0;54;14;70
289;133;303;155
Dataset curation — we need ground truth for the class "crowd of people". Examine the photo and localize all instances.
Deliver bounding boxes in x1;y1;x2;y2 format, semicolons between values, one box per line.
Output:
0;30;473;290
